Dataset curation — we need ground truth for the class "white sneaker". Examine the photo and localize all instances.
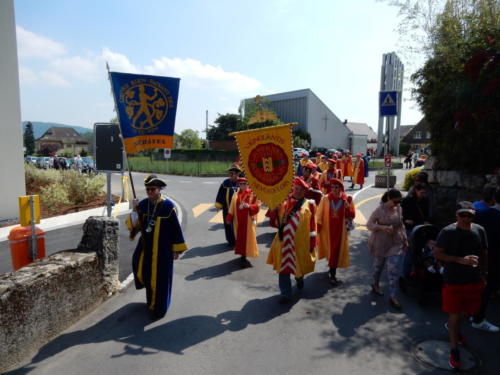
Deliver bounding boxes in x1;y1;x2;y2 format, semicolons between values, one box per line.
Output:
471;319;500;332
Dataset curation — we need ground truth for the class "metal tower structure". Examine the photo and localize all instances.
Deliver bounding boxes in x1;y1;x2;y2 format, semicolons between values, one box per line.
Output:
377;52;404;156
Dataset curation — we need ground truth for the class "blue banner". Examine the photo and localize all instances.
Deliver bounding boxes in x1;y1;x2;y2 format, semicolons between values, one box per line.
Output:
109;72;180;153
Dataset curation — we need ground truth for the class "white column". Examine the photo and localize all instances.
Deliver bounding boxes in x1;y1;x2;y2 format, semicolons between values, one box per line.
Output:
0;0;26;221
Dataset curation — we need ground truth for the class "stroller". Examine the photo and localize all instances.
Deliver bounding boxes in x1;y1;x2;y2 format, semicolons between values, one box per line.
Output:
399;224;443;305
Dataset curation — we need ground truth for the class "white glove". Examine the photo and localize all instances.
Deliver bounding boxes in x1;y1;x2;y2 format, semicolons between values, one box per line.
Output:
131;211;139;226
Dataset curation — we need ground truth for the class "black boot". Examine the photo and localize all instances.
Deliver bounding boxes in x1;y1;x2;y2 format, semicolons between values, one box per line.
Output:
240;255;247;265
295;277;304;290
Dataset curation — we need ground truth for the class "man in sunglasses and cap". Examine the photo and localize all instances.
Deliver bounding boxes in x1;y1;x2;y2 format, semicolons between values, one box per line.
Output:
215;165;242;246
433;201;488;370
127;174;187;320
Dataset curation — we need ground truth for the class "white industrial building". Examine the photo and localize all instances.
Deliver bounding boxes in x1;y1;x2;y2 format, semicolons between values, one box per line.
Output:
243;89;352;150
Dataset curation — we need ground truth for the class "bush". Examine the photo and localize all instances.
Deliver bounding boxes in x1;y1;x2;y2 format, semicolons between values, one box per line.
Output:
402;167;423;191
62;170;105;204
128;157;230;175
39;184;70;213
59;151;74;158
25;164;60;187
399;141;410;156
25;165;105;208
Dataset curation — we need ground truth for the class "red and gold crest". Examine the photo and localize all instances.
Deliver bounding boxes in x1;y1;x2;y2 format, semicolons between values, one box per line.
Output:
231;123;295;209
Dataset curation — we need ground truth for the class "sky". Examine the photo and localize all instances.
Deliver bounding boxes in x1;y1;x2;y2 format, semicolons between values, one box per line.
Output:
14;0;424;135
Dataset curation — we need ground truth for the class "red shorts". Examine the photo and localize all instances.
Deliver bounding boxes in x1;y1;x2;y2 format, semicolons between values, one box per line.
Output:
442;282;485;315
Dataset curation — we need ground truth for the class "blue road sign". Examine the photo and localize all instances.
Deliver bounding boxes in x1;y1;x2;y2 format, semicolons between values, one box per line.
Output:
379;91;398;116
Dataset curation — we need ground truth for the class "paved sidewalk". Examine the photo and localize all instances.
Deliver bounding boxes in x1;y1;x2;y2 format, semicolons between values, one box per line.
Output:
6;224;500;375
0;202;131;242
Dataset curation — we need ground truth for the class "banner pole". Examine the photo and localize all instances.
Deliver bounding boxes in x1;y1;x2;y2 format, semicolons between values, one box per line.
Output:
106;63;137;199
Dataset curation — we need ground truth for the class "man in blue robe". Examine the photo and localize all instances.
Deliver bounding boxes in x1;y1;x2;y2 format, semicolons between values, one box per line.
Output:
127;174;187;320
214;165;241;246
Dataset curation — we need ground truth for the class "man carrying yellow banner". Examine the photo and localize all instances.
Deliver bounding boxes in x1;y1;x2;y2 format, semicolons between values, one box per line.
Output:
266;178;317;303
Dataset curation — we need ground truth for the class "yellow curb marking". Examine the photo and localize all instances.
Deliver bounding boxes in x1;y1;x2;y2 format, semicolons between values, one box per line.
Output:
192;203;213;218
209;210;223;223
353;194;383;231
200;193;383;227
208;206;268;224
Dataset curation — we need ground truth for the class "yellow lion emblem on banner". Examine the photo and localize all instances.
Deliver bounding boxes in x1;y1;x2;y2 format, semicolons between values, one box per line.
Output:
122;81;169;131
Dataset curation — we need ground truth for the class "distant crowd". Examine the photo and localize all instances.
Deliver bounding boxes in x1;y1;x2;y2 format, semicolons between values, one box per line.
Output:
25;154;95;173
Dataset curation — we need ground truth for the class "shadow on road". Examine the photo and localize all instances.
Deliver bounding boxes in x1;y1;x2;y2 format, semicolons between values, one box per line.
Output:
256;231;275;248
180;243;232;260
8;295;302;373
184;257;253;281
207;223;225;231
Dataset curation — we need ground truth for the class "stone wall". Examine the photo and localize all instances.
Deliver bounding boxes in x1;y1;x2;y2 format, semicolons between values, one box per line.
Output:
423;156;499;227
0;216;119;373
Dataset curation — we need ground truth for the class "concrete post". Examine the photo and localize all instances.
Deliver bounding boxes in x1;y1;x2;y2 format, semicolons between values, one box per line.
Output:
0;0;26;221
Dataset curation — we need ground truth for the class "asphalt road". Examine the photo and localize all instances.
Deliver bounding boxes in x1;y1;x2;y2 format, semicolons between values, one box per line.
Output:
3;169;500;375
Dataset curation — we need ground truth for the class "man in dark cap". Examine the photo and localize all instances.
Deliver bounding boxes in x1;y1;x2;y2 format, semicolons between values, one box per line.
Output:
127;174;187;320
433;201;488;370
215;165;242;246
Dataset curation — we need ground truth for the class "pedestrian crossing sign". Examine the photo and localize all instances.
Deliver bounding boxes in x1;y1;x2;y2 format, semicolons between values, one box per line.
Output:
379;91;398;116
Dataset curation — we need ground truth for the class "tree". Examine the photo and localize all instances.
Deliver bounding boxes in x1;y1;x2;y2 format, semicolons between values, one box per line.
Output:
81;131;93;156
399;141;411;156
292;128;311;149
23;122;35;155
207;113;245;141
243;96;282;129
39;143;60;156
388;0;500;172
293;136;310;149
177;129;202;149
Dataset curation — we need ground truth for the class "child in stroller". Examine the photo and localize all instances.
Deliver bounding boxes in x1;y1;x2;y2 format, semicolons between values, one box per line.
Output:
399;224;443;304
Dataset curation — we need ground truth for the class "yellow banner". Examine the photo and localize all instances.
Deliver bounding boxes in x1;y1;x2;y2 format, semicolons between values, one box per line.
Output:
123;135;174;154
231;123;295;209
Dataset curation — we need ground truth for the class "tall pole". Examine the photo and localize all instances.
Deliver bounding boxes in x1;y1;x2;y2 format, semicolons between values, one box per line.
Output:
377;52;404;157
106;63;136;199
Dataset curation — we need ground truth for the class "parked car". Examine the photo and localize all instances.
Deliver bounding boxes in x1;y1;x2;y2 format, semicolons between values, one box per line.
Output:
37;156;51;169
25;156;39;165
309;147;328;156
81;157;97;174
326;148;339;157
293;148;309;159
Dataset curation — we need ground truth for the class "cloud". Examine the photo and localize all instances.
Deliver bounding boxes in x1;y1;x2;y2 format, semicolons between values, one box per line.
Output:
101;48;138;74
50;55;101;82
18;66;38;85
16;26;66;59
104;49;261;94
39;71;70;87
16;25;261;95
144;57;261;93
18;66;70;87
